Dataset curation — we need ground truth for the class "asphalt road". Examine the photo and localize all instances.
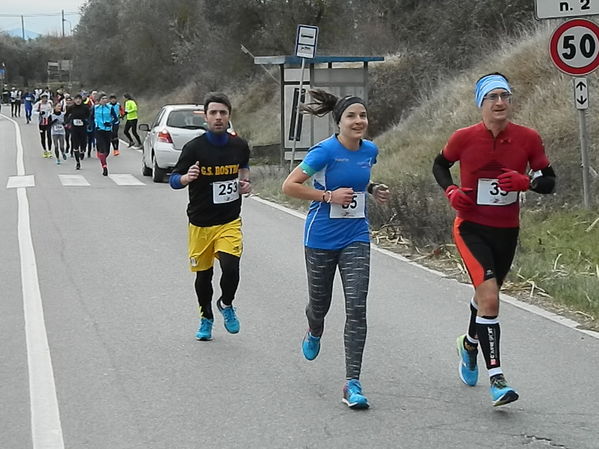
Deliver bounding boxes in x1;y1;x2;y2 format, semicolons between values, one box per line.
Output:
2;112;598;449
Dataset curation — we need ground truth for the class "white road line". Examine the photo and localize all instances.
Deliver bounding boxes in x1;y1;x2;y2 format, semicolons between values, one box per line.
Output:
7;175;35;189
4;114;66;449
249;195;599;340
119;137;143;152
250;195;306;219
108;173;145;185
58;175;90;186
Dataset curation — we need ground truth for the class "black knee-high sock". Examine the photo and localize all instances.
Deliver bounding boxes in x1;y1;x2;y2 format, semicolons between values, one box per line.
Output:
195;268;214;320
475;315;501;375
466;298;479;347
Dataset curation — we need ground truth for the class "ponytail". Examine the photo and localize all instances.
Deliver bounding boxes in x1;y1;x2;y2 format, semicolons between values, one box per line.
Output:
300;89;366;124
300;89;338;117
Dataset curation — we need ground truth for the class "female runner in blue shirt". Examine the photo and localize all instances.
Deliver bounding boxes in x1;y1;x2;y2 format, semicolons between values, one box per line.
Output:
282;90;390;409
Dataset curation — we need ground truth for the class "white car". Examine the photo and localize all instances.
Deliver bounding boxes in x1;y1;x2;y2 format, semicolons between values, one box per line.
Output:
139;104;234;183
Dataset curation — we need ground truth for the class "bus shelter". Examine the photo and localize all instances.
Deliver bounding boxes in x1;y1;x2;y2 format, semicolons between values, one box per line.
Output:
254;55;384;165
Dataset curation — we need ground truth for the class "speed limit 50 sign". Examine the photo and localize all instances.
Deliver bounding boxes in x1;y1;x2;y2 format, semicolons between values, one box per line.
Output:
550;19;599;75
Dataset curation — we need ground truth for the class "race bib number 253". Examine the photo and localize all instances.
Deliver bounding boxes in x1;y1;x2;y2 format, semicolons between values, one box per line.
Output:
212;178;239;204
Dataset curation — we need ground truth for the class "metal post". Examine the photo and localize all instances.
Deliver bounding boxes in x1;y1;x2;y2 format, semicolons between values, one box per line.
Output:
577;108;591;208
279;65;285;167
62;10;65;37
21;16;25;40
242;44;279;84
289;57;306;172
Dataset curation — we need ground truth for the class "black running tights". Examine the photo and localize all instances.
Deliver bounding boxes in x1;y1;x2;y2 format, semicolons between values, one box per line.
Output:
71;128;87;162
39;125;51;151
194;252;240;320
123;119;141;145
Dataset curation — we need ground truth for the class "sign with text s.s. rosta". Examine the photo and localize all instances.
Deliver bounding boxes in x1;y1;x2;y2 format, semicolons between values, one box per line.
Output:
536;0;599;20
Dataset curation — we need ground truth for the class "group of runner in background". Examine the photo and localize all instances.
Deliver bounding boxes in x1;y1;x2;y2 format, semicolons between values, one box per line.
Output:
4;87;141;175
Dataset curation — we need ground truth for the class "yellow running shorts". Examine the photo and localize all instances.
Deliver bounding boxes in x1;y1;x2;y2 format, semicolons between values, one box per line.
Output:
188;218;243;272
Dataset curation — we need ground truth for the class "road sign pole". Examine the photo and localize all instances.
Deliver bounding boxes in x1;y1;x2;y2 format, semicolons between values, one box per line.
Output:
577;107;592;208
289;57;306;172
288;24;318;170
549;20;599;208
572;77;591;208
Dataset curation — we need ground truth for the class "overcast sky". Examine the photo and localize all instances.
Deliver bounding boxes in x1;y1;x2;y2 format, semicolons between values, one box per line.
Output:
0;0;86;36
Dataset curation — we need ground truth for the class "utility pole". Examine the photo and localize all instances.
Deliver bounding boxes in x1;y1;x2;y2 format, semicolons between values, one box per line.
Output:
62;10;65;37
1;62;5;93
21;16;25;40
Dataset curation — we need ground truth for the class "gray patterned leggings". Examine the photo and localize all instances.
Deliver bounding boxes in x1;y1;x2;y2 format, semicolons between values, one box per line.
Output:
304;241;370;380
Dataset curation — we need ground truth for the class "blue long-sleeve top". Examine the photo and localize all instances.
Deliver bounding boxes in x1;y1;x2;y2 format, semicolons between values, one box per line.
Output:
109;102;121;125
94;104;117;131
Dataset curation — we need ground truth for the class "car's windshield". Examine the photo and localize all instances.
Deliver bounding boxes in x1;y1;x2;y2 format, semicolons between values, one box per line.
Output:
166;109;207;129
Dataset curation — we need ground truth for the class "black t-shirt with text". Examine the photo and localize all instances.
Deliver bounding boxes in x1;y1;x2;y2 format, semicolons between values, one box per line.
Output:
172;134;250;227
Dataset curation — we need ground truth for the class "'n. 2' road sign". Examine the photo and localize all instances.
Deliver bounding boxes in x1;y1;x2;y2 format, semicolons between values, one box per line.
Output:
550;19;599;75
536;0;599;20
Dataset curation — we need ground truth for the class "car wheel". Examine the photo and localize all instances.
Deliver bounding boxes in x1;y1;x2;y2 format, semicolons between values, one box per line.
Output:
152;154;167;183
142;156;152;176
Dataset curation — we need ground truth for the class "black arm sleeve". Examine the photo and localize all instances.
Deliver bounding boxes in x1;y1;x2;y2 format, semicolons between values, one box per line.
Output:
530;165;556;194
432;152;455;190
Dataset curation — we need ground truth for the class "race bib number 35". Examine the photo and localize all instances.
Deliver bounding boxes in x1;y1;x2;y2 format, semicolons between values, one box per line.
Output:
477;178;518;206
212;178;240;204
329;192;366;218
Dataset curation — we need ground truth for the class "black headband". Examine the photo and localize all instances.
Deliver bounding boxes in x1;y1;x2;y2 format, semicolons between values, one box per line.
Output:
332;96;366;124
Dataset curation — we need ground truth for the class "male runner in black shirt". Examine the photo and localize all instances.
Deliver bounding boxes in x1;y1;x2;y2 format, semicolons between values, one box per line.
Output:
170;92;251;341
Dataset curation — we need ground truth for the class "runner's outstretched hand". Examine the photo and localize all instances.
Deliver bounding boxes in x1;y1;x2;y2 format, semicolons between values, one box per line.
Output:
330;188;355;206
239;179;251;195
186;161;200;183
373;184;390;204
497;168;529;192
445;185;475;211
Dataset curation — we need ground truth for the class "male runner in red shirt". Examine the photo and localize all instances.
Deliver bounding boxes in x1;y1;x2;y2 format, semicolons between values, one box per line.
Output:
432;73;556;406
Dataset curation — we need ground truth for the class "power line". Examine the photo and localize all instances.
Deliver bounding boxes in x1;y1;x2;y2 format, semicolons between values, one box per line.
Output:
0;12;80;18
0;10;81;38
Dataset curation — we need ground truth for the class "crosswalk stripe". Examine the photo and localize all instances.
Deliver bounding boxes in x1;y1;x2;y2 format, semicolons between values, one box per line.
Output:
58;175;90;186
5;174;150;189
108;174;146;186
7;175;35;189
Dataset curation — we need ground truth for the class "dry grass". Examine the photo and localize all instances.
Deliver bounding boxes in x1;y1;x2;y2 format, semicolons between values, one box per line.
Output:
229;76;280;146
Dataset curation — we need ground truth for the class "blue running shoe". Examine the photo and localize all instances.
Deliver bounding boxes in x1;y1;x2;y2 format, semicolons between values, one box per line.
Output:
342;379;369;409
195;318;213;341
456;334;478;386
217;299;239;334
302;331;321;361
490;375;519;406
